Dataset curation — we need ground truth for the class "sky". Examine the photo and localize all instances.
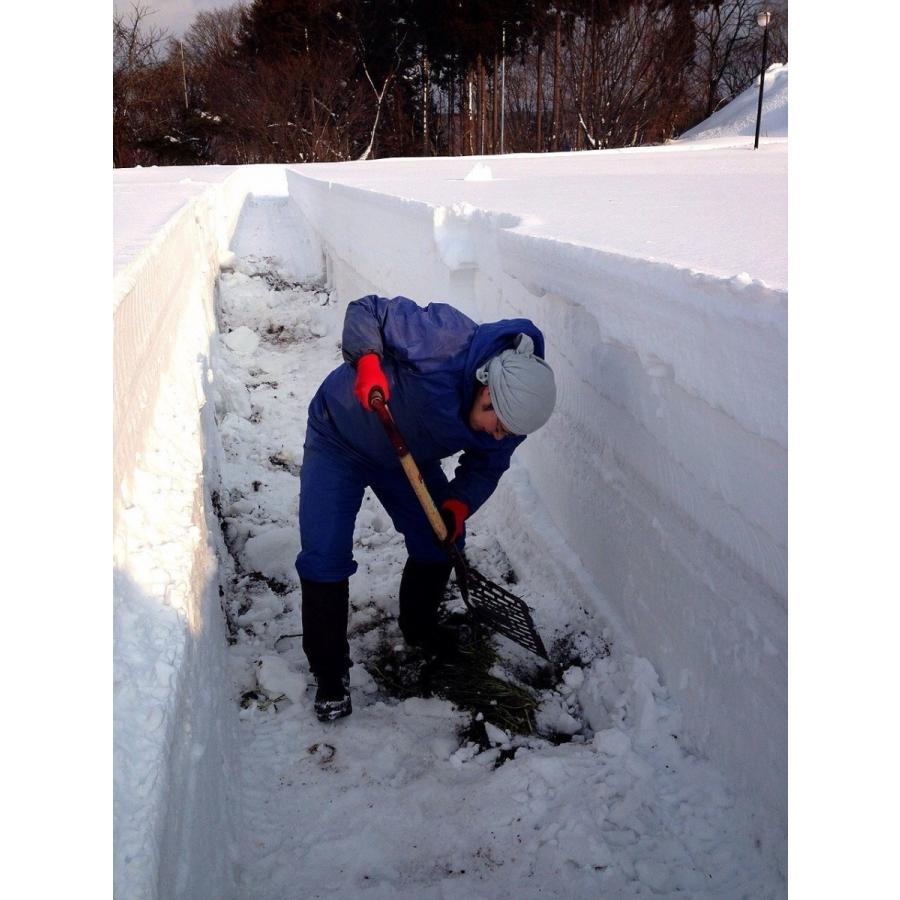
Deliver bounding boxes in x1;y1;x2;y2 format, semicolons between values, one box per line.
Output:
114;0;238;39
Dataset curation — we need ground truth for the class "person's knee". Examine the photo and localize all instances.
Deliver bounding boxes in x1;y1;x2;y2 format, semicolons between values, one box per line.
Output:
295;551;358;583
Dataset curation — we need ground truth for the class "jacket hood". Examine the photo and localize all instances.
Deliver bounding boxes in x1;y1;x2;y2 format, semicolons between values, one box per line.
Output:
462;318;547;411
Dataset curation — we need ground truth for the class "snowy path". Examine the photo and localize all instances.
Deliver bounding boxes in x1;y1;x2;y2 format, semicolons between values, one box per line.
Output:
208;221;783;897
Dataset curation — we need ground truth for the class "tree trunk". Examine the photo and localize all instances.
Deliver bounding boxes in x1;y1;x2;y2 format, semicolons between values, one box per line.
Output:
491;53;499;153
477;55;485;155
576;6;591;151
448;76;455;155
552;11;561;152
471;65;477;155
309;90;319;160
465;72;474;155
706;79;717;119
462;75;468;155
358;65;392;161
422;54;430;155
590;14;599;145
536;44;543;151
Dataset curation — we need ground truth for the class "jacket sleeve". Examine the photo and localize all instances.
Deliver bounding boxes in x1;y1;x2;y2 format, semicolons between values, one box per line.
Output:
341;295;388;364
341;295;475;370
448;437;525;515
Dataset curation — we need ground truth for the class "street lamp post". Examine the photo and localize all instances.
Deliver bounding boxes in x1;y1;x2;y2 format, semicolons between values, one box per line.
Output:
754;9;773;150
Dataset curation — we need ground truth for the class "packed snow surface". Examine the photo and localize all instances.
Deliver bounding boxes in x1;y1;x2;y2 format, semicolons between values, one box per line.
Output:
114;81;787;900
113;164;238;276
287;140;786;291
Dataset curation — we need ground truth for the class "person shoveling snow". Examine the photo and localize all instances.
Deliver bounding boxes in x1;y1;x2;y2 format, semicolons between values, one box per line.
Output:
295;294;557;721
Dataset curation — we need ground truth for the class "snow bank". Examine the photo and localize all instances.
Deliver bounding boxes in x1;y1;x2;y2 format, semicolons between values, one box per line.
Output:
286;165;787;852
113;165;239;278
113;169;257;899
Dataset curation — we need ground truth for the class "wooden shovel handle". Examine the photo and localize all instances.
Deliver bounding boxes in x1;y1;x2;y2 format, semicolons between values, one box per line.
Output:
369;388;449;542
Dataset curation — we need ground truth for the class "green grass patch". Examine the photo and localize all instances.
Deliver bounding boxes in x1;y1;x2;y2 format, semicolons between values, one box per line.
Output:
369;630;540;736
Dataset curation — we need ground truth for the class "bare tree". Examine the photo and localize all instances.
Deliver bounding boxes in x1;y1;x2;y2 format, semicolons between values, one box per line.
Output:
113;0;786;166
183;2;246;68
567;2;694;150
551;9;562;151
113;3;172;166
358;61;395;160
114;2;168;73
716;2;788;100
692;0;759;119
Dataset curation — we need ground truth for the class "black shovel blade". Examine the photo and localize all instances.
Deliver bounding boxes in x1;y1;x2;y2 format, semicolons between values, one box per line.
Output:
450;551;548;660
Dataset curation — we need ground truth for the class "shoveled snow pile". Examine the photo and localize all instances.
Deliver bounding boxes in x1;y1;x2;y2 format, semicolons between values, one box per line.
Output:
464;161;493;181
679;64;788;141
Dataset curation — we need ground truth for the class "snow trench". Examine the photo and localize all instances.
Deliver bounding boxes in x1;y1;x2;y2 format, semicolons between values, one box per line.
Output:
113;165;786;898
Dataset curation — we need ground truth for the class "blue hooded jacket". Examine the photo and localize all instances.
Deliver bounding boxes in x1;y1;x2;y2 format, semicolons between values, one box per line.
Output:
306;295;547;515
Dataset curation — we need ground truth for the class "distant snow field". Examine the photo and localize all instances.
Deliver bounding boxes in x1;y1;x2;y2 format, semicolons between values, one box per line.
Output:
114;76;787;899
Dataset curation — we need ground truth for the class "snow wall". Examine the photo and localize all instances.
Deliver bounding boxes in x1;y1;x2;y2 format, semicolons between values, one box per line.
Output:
113;170;257;899
113;161;786;896
286;170;787;848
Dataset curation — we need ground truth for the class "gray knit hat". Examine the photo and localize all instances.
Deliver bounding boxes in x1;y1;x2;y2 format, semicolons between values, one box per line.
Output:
475;334;556;435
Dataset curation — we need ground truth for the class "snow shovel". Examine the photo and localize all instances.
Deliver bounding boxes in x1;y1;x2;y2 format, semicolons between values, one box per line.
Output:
369;389;549;660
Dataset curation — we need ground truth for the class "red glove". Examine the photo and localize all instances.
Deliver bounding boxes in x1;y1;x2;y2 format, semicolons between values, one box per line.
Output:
440;498;469;546
354;353;390;409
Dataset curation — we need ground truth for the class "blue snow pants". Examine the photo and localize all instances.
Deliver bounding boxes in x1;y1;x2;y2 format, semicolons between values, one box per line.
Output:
294;439;464;583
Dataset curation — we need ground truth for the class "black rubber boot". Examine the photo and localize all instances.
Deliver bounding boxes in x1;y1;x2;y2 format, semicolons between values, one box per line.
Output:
300;579;352;721
314;672;351;723
398;558;471;655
